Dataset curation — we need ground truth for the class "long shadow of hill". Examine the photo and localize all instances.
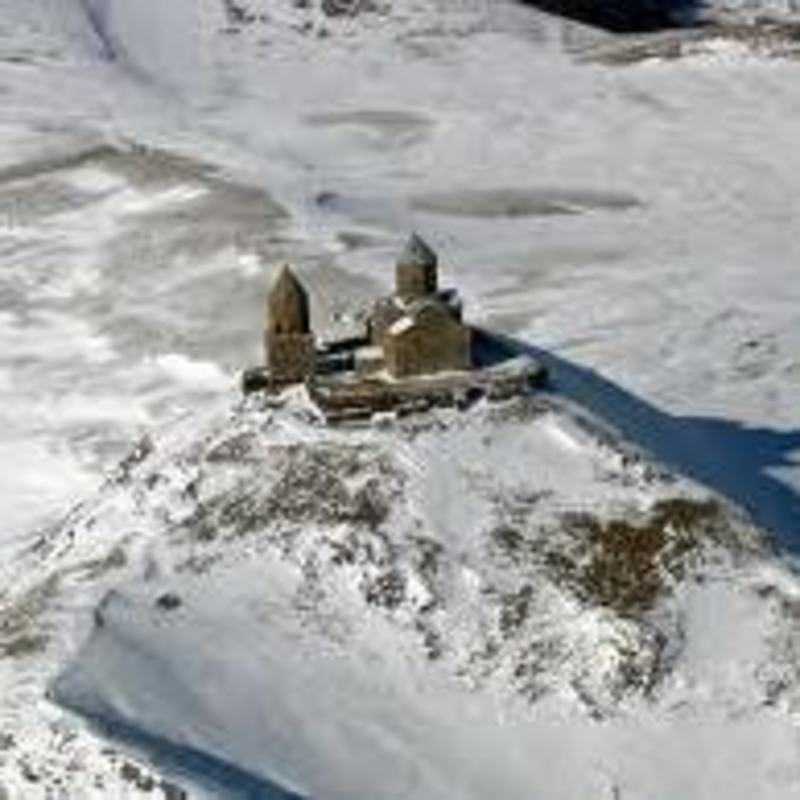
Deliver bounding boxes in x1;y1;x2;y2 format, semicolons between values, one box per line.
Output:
517;0;708;32
53;692;306;800
475;329;800;553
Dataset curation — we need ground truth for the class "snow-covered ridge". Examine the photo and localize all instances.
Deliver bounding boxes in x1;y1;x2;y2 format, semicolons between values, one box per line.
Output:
581;21;800;65
2;390;798;797
0;0;799;797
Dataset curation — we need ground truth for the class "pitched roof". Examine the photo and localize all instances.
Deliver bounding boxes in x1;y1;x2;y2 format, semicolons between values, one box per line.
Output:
267;263;310;334
388;315;415;336
387;299;454;336
397;232;437;270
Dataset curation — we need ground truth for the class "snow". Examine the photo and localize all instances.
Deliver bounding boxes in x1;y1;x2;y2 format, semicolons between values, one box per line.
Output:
0;390;786;799
388;314;414;334
149;353;233;393
0;0;799;797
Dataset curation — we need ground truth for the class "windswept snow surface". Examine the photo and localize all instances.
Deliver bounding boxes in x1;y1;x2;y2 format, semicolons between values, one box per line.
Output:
0;0;799;797
24;393;800;799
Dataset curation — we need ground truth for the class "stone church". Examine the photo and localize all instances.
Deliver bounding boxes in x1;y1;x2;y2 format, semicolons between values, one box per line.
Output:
369;234;471;378
264;234;472;386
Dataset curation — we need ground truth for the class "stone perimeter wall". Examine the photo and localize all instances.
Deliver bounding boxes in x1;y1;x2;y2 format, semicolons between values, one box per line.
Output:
308;360;547;422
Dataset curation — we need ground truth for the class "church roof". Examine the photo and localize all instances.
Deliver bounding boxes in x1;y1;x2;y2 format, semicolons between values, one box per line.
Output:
270;263;304;295
397;232;437;270
267;263;310;334
387;298;453;336
388;315;415;336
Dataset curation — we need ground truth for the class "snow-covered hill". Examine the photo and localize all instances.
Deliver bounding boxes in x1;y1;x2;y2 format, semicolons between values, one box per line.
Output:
0;388;796;798
1;0;800;797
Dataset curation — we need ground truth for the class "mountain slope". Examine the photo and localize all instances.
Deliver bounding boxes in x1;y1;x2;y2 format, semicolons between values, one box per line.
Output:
2;389;797;797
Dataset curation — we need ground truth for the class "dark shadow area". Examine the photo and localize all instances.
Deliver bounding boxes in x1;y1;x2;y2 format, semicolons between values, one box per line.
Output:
472;328;523;369
78;0;118;62
517;0;708;32
476;329;800;554
53;690;307;800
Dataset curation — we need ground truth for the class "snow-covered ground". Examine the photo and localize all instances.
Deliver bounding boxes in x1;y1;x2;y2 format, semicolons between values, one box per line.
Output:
1;0;800;797
10;391;800;799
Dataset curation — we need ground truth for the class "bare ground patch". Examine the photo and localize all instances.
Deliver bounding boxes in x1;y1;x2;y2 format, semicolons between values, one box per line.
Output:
547;498;763;615
581;22;800;66
410;187;640;218
0;575;60;659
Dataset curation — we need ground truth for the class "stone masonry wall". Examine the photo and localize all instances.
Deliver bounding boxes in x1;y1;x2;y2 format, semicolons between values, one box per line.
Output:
368;298;405;346
384;317;471;378
396;260;437;301
265;332;315;384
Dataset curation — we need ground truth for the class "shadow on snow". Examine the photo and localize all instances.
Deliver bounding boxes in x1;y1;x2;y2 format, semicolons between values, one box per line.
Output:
477;329;800;554
517;0;709;33
52;679;306;800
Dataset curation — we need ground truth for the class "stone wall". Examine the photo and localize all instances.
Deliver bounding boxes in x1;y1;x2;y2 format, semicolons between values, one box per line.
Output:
309;357;547;422
368;297;405;346
265;332;315;384
396;260;437;301
267;266;311;336
384;310;471;378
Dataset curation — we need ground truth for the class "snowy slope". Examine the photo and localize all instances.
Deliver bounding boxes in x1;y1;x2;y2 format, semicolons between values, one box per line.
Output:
1;389;795;799
73;0;800;542
0;0;799;797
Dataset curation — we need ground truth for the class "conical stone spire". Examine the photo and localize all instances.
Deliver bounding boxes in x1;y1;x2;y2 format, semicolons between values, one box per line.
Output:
264;264;315;385
398;232;437;271
266;264;310;336
395;232;438;300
